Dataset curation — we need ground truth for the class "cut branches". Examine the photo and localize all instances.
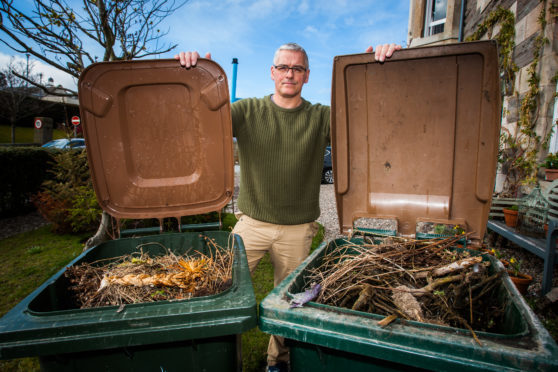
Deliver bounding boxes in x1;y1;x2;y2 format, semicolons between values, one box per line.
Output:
304;235;507;336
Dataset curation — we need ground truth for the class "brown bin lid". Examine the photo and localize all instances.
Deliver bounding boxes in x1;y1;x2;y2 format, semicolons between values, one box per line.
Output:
78;59;233;220
331;41;501;242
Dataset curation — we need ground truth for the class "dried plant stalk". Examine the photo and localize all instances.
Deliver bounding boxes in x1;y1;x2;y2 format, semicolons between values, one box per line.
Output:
65;236;234;309
99;257;210;291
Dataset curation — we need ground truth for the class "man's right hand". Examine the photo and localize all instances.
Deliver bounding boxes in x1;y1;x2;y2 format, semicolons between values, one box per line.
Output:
174;51;212;68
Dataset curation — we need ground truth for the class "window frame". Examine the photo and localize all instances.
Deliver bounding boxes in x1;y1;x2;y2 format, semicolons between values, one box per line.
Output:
424;0;448;37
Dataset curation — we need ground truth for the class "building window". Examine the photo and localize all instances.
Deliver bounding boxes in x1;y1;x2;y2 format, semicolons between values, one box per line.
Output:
424;0;447;36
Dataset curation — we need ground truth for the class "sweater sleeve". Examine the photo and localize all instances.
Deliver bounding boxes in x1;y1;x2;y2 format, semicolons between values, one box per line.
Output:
230;99;247;138
323;105;331;142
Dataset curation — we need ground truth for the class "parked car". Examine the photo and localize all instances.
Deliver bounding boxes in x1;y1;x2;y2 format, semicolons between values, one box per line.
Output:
322;146;333;184
41;138;85;150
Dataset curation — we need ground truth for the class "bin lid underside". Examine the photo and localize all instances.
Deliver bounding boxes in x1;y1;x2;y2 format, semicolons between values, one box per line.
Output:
78;59;234;220
331;41;501;241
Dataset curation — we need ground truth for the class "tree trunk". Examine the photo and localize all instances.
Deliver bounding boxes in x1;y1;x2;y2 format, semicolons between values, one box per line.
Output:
84;211;111;251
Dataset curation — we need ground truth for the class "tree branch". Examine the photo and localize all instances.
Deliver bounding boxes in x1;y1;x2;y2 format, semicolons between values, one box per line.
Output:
12;70;77;96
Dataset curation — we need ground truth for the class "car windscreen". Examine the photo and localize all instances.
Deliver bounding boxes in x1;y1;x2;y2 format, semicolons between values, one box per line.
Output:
42;139;68;148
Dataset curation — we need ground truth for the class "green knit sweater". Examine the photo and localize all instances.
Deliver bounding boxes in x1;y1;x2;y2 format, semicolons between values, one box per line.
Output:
231;95;330;225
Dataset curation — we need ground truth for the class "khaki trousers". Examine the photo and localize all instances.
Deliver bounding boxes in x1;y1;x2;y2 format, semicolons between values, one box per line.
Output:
232;213;318;366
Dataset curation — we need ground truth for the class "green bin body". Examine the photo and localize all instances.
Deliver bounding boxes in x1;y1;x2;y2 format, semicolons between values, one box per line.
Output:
0;231;256;371
259;237;558;371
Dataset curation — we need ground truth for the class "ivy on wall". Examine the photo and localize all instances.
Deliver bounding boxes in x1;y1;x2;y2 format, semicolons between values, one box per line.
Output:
467;3;548;197
466;6;517;95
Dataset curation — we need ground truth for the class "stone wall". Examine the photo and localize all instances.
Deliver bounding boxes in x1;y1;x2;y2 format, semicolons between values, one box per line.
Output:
407;0;557;192
462;0;557;192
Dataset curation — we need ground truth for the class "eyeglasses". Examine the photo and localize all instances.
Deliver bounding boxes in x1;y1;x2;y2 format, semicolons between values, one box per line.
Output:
273;64;307;74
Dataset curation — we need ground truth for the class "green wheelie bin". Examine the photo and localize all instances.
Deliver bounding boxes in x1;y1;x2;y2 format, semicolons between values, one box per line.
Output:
259;41;558;371
0;58;257;371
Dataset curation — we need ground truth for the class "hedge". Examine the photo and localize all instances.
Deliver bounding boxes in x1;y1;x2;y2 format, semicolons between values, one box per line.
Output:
0;146;56;217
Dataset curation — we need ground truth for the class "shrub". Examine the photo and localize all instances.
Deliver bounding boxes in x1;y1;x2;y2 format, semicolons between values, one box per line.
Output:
543;153;558;169
33;150;101;233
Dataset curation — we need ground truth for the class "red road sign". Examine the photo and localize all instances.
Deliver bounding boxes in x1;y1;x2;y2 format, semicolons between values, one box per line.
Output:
34;119;43;129
71;116;80;126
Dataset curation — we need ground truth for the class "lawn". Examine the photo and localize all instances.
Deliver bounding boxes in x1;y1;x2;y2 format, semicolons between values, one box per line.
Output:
0;225;89;372
0;124;68;144
0;216;324;372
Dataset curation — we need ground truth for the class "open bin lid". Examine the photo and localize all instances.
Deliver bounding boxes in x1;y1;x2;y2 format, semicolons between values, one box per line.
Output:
331;41;501;242
78;58;234;220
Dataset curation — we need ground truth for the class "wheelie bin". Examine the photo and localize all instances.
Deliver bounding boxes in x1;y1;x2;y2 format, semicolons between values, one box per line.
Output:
0;58;256;371
259;41;558;371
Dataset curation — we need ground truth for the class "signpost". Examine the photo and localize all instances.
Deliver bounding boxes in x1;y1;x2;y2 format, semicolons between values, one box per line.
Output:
71;116;80;137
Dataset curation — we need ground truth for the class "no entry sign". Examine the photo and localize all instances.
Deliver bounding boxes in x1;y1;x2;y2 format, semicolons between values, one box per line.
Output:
71;116;80;126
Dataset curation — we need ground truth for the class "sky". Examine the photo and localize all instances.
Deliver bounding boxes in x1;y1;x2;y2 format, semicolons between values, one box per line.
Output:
0;0;410;105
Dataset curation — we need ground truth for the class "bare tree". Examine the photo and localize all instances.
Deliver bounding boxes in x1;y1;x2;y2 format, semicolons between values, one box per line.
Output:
0;0;188;248
0;58;44;143
0;0;187;93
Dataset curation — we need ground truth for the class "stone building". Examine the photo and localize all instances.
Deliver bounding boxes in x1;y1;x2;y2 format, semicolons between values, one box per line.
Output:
407;0;557;195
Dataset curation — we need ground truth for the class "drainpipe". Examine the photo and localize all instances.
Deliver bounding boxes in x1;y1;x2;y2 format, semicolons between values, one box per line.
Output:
458;0;466;42
231;58;238;103
550;81;558;153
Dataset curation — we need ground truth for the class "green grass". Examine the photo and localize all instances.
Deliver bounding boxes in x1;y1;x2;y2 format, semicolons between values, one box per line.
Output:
0;225;89;372
0;124;67;143
0;216;325;372
0;225;88;317
243;253;275;372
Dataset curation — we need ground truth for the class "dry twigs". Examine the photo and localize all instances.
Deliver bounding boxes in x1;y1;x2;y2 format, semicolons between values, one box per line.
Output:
65;237;233;309
305;235;506;338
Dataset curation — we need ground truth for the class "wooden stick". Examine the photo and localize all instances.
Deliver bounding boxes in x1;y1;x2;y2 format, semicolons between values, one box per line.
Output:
415;256;482;279
378;314;398;327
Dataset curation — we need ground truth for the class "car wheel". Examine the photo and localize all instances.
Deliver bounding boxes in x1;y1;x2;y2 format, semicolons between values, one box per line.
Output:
323;169;334;184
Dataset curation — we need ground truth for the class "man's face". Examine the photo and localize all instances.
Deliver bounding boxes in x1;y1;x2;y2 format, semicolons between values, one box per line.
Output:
271;50;309;99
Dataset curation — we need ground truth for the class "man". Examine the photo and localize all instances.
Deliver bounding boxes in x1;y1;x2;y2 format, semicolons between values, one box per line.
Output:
176;42;400;372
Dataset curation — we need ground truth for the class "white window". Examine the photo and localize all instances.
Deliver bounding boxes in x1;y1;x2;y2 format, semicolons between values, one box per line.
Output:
424;0;448;37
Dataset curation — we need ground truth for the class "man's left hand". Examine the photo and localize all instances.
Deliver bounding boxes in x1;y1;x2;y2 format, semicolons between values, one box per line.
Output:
366;43;402;62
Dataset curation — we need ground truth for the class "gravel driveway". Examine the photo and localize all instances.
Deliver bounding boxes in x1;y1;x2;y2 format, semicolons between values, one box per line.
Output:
317;184;342;241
